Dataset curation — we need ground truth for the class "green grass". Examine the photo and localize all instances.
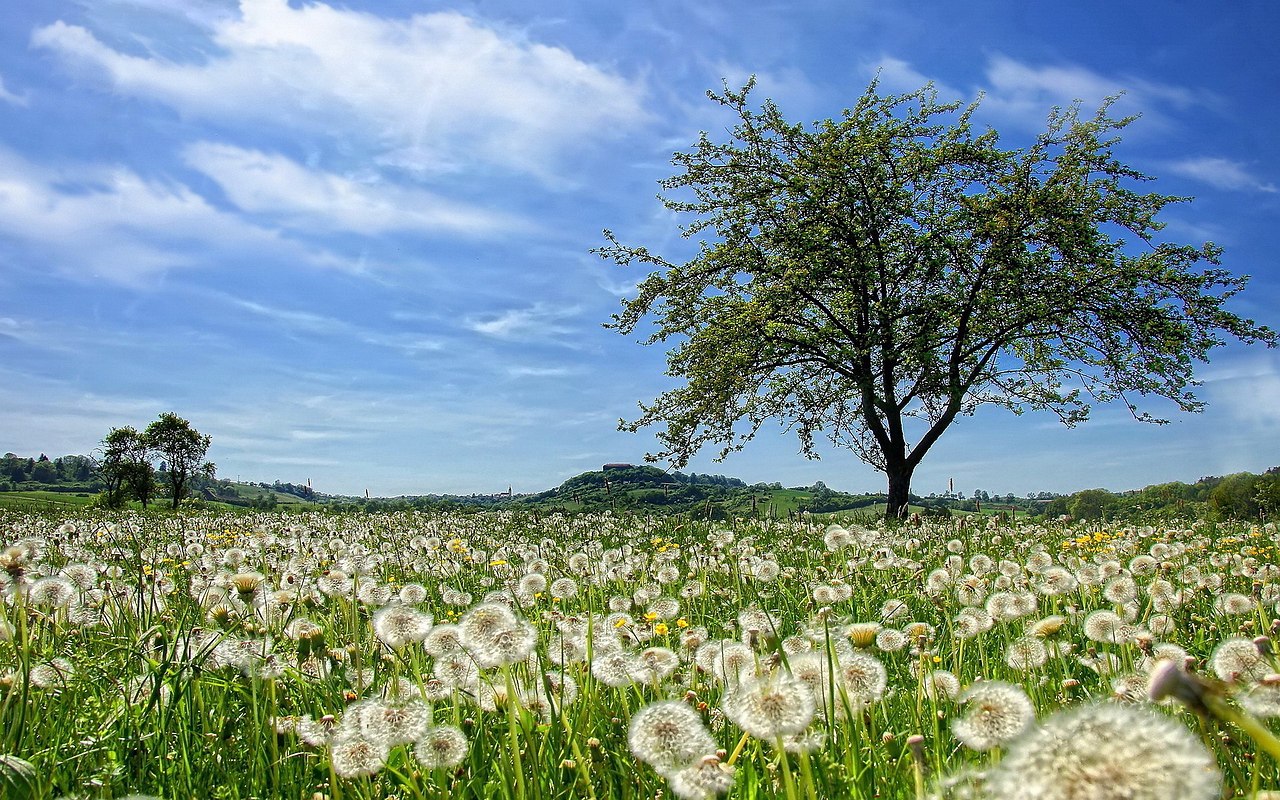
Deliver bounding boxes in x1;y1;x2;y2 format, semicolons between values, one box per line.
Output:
0;491;97;511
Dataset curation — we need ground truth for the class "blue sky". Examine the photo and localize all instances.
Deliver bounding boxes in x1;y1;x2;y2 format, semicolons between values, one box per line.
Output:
1;0;1278;498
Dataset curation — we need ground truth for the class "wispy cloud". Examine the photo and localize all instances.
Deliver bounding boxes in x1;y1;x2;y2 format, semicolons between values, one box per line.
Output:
1199;356;1280;427
184;142;526;236
0;73;27;106
221;296;447;355
506;365;579;378
860;56;964;101
466;303;582;342
977;54;1204;130
0;147;346;284
860;54;1205;133
33;1;648;179
0;368;166;456
1164;156;1277;193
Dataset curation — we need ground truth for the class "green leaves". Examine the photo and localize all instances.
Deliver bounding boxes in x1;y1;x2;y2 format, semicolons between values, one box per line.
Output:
0;754;37;800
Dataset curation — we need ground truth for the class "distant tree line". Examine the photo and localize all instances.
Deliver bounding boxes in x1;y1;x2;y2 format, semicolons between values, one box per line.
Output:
1044;469;1280;521
0;453;98;491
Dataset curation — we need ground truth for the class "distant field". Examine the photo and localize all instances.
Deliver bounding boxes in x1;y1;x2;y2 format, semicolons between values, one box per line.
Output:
0;490;97;510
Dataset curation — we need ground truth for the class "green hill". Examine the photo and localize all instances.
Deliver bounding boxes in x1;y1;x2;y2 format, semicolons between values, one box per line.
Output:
517;465;888;517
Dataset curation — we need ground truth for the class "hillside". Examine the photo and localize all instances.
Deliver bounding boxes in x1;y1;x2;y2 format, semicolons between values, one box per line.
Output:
516;464;891;517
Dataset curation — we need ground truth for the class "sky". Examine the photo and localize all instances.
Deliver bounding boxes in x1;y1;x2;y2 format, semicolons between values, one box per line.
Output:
1;0;1278;499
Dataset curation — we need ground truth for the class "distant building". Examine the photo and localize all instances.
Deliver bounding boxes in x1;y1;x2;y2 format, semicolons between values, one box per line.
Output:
602;463;633;470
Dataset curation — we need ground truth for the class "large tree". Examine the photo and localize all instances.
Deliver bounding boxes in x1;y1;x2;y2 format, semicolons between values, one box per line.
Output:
599;80;1274;518
143;412;214;509
98;426;156;508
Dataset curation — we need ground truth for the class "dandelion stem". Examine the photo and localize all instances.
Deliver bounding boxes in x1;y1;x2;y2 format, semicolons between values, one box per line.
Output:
1205;694;1280;762
726;730;751;766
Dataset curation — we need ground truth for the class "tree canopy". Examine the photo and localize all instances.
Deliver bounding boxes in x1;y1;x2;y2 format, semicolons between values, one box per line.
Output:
144;412;214;509
98;426;156;509
96;414;215;509
599;79;1274;517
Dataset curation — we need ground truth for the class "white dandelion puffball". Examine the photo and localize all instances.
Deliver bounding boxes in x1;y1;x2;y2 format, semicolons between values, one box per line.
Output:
984;703;1220;800
952;680;1035;751
628;701;717;775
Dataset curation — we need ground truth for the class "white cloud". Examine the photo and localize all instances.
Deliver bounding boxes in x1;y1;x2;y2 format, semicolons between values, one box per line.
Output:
466;303;581;341
1165;156;1277;193
1201;356;1280;427
859;54;1204;134
859;56;964;102
506;365;579;378
184;142;523;236
0;147;345;284
221;295;446;355
0;369;166;456
0;73;27;106
33;1;648;179
978;54;1202;130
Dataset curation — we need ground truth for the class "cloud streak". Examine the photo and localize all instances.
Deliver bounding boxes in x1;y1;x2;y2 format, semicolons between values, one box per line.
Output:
860;53;1206;133
1165;156;1277;193
0;147;343;284
0;73;26;106
466;303;582;343
184;142;527;236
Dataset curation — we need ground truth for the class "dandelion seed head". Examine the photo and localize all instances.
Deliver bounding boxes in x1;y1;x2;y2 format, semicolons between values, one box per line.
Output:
468;619;537;668
667;754;736;799
372;604;434;648
923;670;961;702
1037;567;1077;596
28;576;77;608
329;734;388;778
1214;592;1256;616
550;577;579;599
1005;636;1049;671
592;650;638;688
423;622;464;656
837;651;888;709
458;601;518;643
628;700;717;775
1211;637;1270;682
414;724;469;769
433;651;479;689
29;657;74;689
350;699;432;747
397;582;429;604
951;681;1034;751
1083;610;1129;644
875;628;908;652
983;703;1220;800
723;671;816;740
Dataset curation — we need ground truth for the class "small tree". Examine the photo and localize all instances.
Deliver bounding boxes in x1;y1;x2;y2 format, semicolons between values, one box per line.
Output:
143;413;214;509
98;426;155;508
599;79;1275;518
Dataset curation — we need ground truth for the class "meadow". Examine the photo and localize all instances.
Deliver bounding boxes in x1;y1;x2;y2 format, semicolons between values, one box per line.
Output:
1;507;1277;799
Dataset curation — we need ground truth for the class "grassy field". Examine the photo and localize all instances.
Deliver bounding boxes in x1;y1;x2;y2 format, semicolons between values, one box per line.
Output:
0;508;1276;799
0;491;98;511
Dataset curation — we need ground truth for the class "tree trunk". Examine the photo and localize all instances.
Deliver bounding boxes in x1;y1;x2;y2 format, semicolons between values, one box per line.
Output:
886;466;913;520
